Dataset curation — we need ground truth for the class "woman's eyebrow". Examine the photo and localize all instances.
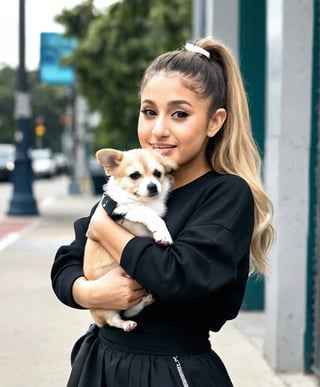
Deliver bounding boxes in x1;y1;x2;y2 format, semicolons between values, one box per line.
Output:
141;98;155;105
167;100;192;107
141;99;192;107
141;98;192;107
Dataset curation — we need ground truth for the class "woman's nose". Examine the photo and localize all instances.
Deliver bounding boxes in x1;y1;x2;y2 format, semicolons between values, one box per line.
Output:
152;116;170;137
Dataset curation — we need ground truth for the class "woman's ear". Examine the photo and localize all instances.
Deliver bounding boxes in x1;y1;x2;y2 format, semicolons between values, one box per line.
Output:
207;108;227;137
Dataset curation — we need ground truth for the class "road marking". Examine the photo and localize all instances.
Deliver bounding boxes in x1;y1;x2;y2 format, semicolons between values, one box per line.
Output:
0;232;20;251
0;195;57;251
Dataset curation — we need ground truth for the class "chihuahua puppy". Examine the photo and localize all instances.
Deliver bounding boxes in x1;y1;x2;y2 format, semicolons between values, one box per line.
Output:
84;148;177;332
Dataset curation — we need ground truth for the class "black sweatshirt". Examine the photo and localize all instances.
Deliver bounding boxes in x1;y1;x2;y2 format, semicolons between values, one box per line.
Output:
51;170;254;334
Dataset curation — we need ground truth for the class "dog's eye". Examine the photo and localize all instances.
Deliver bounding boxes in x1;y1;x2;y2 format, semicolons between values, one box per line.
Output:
129;172;141;180
153;169;162;178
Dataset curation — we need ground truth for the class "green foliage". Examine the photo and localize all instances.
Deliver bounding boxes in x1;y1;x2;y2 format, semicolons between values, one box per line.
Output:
0;67;16;143
30;72;67;151
55;0;98;39
0;66;67;151
0;1;191;155
56;0;192;150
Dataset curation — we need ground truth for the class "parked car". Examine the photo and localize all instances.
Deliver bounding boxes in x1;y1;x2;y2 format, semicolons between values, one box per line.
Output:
89;155;107;195
30;148;57;178
0;144;15;181
54;152;70;175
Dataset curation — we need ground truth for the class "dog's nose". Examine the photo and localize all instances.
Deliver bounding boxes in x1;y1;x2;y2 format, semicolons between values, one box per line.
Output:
147;183;158;196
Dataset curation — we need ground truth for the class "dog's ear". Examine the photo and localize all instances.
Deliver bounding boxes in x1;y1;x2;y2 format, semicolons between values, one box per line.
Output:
151;150;178;174
160;155;178;174
96;148;124;176
164;158;178;174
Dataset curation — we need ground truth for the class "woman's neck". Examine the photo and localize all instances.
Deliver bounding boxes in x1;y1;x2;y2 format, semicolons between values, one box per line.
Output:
172;164;212;189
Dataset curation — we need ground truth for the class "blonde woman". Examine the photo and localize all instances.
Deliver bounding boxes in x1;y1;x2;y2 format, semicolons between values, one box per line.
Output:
52;37;275;386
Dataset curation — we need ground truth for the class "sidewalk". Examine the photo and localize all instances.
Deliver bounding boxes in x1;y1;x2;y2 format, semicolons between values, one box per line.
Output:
0;189;318;387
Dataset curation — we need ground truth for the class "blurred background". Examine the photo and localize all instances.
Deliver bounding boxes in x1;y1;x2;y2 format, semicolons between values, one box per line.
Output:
0;0;319;383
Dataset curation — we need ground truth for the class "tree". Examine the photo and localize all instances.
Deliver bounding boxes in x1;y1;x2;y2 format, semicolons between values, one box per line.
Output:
0;66;16;143
56;0;192;150
0;65;68;152
30;72;67;151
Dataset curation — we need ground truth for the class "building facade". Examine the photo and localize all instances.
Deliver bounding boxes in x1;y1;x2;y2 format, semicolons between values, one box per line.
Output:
193;0;320;379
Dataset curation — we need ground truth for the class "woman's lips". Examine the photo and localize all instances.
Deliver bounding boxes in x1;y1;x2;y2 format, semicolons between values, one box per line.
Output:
150;144;176;156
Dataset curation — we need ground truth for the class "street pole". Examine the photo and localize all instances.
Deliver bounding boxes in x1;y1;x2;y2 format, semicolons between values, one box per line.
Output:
69;93;91;195
7;0;38;215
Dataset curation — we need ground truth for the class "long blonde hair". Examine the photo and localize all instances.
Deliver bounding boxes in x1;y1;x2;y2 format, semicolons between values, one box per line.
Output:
141;37;275;275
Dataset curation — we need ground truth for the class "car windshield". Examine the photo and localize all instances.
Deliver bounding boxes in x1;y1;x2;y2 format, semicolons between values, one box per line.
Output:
31;149;52;159
0;146;14;161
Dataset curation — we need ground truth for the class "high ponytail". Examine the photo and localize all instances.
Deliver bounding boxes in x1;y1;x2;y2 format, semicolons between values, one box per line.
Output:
197;37;275;274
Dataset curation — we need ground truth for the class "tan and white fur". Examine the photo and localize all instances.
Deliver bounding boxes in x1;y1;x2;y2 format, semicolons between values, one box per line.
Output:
84;148;177;332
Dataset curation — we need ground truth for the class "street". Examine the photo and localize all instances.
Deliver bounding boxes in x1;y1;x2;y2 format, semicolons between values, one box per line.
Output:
0;175;318;387
0;175;75;218
0;175;97;387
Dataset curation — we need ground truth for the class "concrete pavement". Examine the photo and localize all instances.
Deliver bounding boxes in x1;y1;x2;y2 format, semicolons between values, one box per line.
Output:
0;179;318;387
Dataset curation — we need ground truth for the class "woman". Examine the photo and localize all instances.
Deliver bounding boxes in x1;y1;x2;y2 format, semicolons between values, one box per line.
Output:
51;37;275;386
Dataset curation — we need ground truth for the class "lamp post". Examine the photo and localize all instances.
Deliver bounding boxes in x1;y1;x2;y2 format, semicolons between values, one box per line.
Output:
7;0;38;215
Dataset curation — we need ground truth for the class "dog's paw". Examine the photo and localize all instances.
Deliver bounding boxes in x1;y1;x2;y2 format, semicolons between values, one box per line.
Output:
124;294;155;318
123;320;137;332
143;293;155;305
153;231;173;245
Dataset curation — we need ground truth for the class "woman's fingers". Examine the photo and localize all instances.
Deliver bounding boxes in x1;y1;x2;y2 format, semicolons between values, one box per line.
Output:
95;266;147;310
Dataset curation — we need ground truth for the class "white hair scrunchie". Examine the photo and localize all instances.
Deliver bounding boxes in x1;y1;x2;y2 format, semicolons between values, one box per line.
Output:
184;42;210;59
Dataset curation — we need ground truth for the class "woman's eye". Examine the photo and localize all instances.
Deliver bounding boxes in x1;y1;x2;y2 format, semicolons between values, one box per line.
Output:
172;111;189;119
140;109;156;117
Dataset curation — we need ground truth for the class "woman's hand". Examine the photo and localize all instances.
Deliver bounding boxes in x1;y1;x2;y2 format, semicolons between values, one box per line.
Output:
86;203;108;242
87;203;135;265
73;266;147;310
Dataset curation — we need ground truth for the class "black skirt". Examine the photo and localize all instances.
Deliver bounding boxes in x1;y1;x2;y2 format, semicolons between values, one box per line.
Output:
67;323;234;387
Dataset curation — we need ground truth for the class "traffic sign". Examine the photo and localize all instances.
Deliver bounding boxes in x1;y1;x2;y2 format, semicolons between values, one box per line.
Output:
39;33;78;85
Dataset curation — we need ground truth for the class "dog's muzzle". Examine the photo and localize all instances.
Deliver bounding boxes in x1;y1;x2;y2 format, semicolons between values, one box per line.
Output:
147;183;158;197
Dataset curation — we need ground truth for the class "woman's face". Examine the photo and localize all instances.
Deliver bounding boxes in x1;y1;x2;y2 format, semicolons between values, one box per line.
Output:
138;71;225;187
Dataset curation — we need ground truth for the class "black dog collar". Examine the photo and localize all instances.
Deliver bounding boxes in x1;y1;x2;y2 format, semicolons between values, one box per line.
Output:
101;194;125;221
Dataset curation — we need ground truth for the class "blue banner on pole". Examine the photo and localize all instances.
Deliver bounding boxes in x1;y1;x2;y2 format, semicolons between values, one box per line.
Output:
39;33;78;85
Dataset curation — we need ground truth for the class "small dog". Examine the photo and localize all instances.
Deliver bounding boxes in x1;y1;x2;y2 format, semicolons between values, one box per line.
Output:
84;148;177;332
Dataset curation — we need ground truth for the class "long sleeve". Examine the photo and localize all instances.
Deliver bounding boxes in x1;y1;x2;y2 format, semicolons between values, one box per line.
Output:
120;172;254;306
51;171;254;332
51;202;99;308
